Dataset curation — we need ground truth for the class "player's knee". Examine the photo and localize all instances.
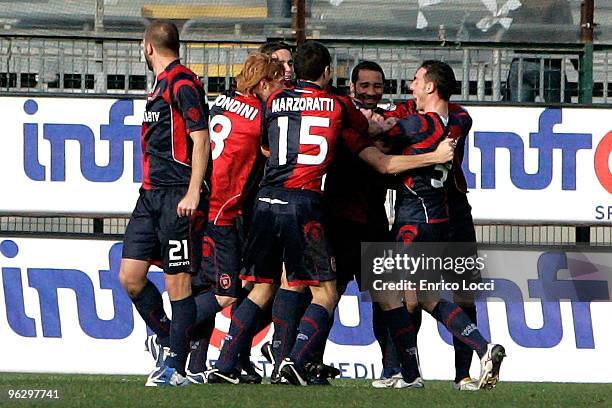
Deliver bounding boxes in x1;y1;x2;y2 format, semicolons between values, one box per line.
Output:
118;269;145;298
405;300;419;313
164;273;192;301
216;295;236;309
453;291;475;307
310;283;338;312
119;259;149;297
248;283;276;308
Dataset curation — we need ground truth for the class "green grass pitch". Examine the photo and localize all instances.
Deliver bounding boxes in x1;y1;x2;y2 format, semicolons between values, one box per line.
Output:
0;373;611;408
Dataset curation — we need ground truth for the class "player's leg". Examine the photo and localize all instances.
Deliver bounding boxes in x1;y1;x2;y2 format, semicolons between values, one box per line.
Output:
234;286;267;384
281;280;337;386
371;222;427;389
209;193;281;383
185;292;215;383
363;217;402;383
210;282;276;383
187;224;242;380
420;297;505;389
309;217;365;383
418;220;503;392
149;187;208;386
120;192;172;383
120;258;169;340
448;189;480;390
266;269;309;382
278;192;339;385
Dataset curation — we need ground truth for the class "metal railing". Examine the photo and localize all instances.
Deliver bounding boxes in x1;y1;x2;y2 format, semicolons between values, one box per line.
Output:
2;215;611;246
2;34;611;104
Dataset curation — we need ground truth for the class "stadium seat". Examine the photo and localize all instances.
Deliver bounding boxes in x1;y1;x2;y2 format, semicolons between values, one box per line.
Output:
141;5;268;20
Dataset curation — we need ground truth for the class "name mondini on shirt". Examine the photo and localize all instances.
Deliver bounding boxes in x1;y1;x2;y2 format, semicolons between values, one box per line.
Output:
212;94;259;121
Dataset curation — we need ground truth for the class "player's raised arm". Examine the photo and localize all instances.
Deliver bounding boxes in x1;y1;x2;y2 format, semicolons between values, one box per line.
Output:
174;82;210;217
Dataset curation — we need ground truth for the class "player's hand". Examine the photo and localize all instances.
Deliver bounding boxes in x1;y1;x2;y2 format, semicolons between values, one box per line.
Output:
359;108;374;119
433;138;456;163
381;117;398;132
177;190;200;217
367;119;384;136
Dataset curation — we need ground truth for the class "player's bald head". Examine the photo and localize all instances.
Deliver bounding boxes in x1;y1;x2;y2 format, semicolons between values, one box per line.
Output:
144;20;180;56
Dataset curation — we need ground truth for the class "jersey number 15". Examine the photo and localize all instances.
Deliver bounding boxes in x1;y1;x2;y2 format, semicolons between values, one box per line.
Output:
276;116;329;166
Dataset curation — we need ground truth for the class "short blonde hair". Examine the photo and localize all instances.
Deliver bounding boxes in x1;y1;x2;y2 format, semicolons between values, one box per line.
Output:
236;52;285;95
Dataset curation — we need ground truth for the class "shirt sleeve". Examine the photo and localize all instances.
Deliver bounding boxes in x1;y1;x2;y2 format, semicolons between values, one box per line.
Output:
174;80;209;133
336;95;369;134
392;113;445;154
340;127;373;155
383;99;417;118
448;103;473;136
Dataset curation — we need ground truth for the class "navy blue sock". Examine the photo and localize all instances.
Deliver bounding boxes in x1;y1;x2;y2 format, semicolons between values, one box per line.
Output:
194;289;222;326
130;280;170;347
408;307;422;334
188;317;215;374
239;304;272;366
372;303;400;378
166;295;196;375
289;304;331;371
215;298;261;373
312;311;334;363
271;289;306;371
383;306;420;382
431;299;488;358
453;304;477;381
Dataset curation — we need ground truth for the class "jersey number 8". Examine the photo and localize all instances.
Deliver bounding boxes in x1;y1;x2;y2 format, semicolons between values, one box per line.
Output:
209;115;232;160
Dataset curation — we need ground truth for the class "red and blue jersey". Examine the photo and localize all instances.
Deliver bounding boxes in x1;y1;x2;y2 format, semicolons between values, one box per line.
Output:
445;104;473;194
386;107;450;223
208;90;265;226
141;59;211;189
260;81;370;193
324;97;389;225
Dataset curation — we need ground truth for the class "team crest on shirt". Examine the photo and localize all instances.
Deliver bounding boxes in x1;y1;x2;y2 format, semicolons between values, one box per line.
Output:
219;273;232;290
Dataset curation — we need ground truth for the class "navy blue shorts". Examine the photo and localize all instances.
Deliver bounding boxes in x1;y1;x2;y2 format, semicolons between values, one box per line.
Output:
192;224;242;297
448;188;477;244
240;187;335;286
446;188;480;286
391;221;449;244
327;216;389;292
122;187;209;275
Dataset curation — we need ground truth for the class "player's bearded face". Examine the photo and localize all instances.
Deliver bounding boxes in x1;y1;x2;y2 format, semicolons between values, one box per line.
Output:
353;70;384;109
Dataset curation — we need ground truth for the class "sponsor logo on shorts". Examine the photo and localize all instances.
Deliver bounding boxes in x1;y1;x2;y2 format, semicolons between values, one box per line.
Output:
168;260;190;267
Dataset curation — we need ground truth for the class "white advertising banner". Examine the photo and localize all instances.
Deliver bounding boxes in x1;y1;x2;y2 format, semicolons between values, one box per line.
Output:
463;106;612;224
0;96;611;223
1;237;611;382
0;97;145;216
